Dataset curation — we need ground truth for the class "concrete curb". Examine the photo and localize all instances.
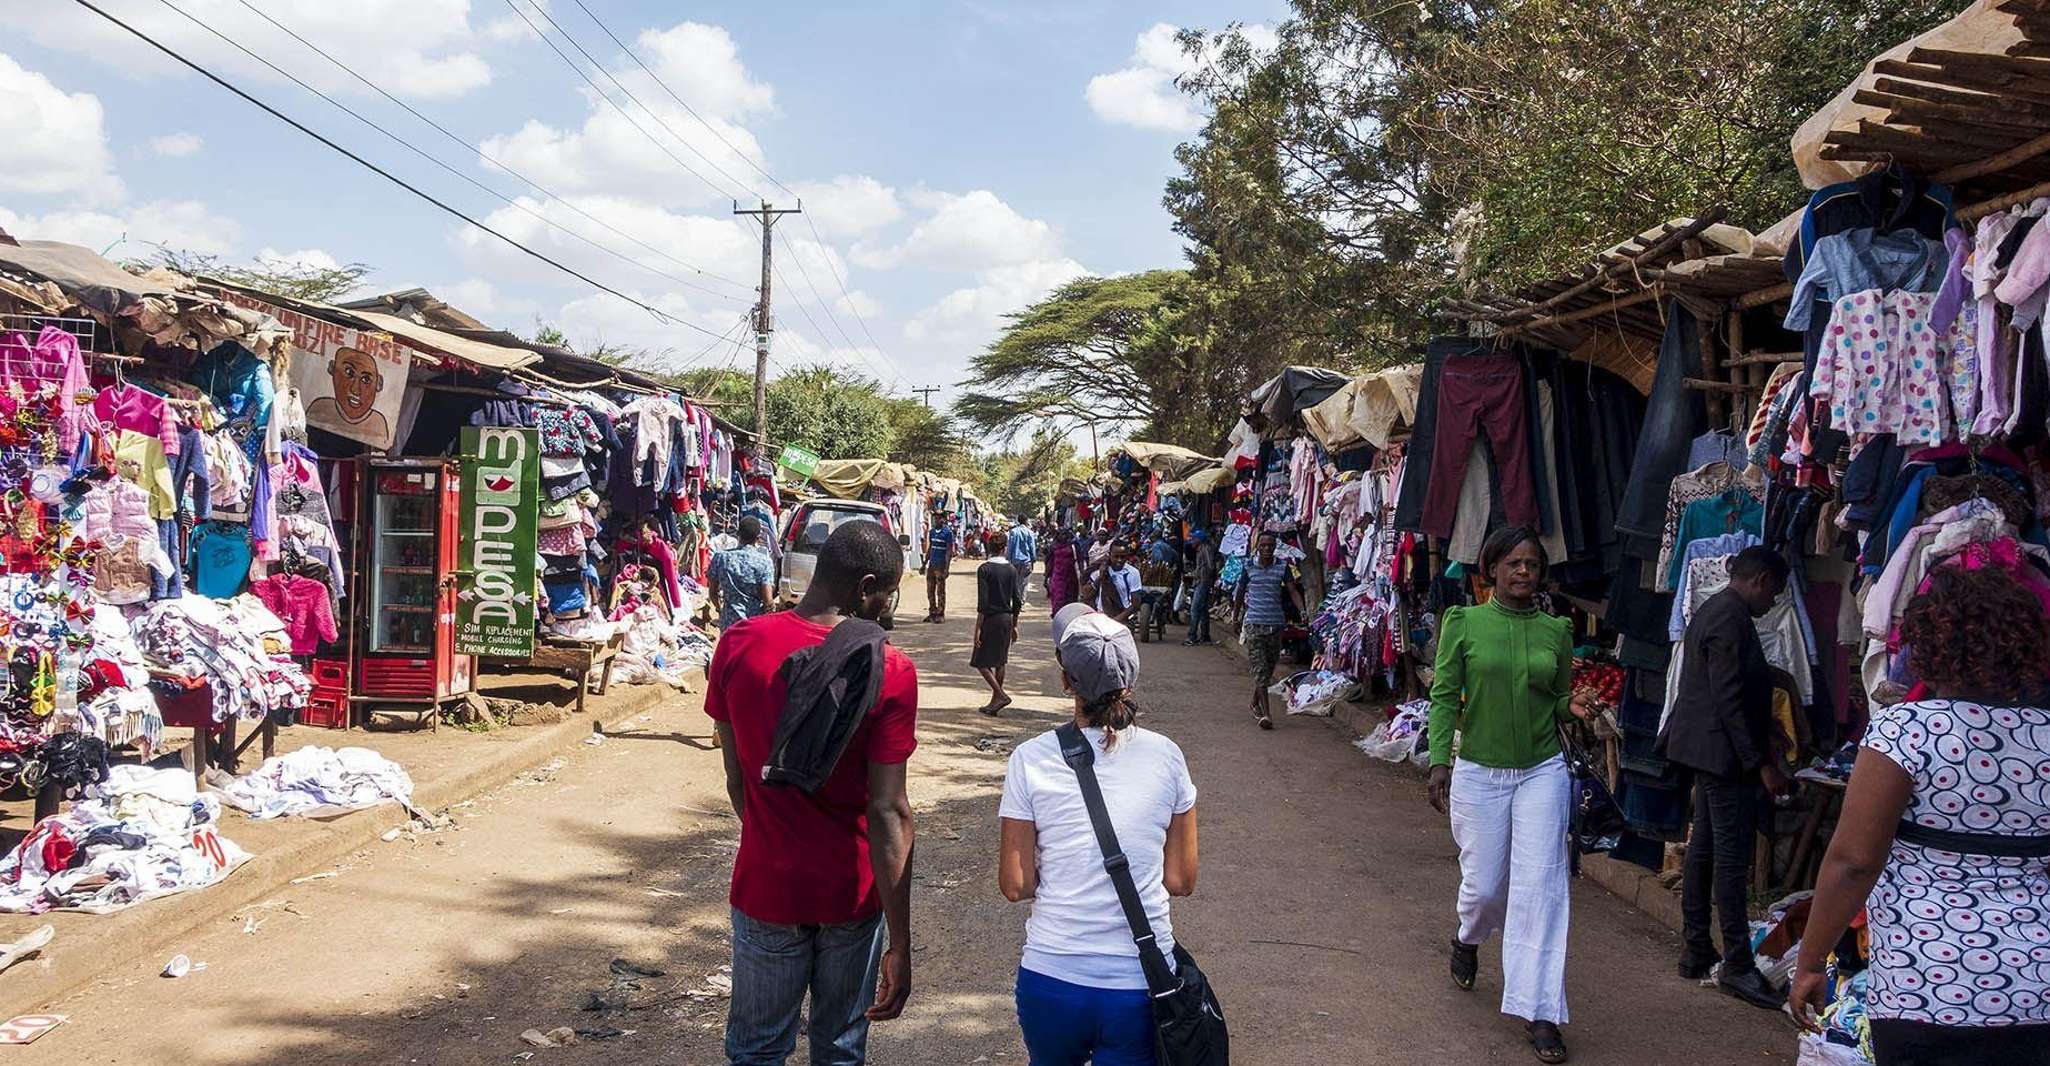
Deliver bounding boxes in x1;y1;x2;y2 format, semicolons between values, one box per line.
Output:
1213;640;1690;936
0;683;679;1018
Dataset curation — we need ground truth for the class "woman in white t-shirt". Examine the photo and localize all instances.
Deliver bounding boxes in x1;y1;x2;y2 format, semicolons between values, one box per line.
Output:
999;604;1199;1066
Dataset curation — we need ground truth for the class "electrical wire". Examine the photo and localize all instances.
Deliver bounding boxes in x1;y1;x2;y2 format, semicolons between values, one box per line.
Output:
672;312;752;373
799;212;899;375
66;0;734;342
502;0;745;202
230;0;753;296
154;0;747;306
559;0;906;385
775;230;902;388
567;0;792;199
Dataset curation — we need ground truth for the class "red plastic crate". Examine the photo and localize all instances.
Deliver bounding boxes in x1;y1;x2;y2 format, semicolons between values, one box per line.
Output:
300;690;349;729
309;658;349;690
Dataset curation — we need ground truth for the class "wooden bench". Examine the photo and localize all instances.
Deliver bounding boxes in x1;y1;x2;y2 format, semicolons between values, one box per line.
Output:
524;634;623;715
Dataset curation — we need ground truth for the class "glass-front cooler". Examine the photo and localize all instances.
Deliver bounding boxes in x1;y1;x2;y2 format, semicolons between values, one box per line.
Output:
353;459;474;705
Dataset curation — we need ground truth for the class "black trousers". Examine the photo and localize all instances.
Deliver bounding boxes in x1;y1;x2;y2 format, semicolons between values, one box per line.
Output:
1870;1018;2050;1065
1681;770;1760;974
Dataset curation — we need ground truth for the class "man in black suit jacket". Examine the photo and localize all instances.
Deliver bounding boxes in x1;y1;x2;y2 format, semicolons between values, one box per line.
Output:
1657;546;1791;1011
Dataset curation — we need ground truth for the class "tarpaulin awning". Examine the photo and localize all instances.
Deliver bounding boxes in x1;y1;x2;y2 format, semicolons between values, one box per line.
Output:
1301;366;1423;451
348;309;538;371
1161;463;1232;496
0;239;180;318
1109;441;1221;481
809;458;890;500
1247;366;1352;431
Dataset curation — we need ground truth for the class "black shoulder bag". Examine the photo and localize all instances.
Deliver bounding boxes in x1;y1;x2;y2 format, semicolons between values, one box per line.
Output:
1056;723;1228;1066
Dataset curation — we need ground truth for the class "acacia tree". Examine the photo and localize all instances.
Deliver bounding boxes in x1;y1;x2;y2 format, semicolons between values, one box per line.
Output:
137;246;372;303
956;271;1183;441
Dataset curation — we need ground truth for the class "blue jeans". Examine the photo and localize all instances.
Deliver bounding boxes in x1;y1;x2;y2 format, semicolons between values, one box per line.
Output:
1186;582;1212;643
726;908;884;1065
1015;967;1156;1066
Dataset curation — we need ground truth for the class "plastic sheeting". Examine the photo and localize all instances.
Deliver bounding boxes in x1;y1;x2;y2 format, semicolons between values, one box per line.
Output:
1789;1;2020;189
1110;441;1221;481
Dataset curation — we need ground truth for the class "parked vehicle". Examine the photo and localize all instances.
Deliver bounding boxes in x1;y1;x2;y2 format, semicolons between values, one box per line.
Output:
776;499;912;627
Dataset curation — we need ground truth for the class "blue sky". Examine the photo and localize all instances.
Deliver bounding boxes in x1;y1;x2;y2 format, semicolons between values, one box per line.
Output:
0;0;1284;405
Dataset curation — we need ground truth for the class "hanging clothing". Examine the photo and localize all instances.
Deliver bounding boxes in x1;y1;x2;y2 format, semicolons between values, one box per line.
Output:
1418;354;1536;539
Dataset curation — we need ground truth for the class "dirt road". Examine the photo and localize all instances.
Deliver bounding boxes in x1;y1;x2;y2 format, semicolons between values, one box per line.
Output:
17;571;1796;1064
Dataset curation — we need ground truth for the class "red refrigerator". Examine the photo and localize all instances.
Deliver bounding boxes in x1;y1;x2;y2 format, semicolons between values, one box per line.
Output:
352;458;474;716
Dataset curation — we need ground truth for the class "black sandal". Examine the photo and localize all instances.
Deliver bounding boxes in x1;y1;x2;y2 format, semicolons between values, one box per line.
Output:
1449;938;1478;991
1527;1021;1567;1064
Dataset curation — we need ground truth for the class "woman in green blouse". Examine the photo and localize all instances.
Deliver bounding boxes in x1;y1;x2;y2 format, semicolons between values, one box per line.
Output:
1427;526;1590;1063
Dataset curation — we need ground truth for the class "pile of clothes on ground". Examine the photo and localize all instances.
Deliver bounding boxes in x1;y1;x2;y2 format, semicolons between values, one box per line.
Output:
1355;698;1430;766
0;765;247;914
1272;669;1358;717
210;745;414;820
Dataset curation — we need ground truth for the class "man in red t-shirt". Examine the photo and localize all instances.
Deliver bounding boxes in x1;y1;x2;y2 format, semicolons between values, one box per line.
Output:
706;519;917;1064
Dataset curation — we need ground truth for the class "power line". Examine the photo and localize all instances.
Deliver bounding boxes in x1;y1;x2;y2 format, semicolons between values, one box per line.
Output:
567;0;793;200
673;312;752;373
502;0;747;202
153;0;748;307
556;0;904;381
774;229;902;388
67;0;734;342
799;213;899;372
229;0;753;297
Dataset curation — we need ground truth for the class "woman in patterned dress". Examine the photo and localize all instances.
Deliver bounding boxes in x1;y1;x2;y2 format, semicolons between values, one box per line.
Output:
1791;566;2050;1065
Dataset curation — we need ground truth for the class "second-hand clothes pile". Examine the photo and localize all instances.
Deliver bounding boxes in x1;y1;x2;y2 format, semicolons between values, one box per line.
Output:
0;765;247;914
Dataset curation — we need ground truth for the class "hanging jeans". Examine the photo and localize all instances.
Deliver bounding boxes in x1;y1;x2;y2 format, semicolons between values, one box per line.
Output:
1450;755;1572;1024
1419;353;1536;539
1680;771;1761;974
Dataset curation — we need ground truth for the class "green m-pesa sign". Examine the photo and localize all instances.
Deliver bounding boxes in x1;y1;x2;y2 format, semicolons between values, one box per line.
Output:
457;427;540;657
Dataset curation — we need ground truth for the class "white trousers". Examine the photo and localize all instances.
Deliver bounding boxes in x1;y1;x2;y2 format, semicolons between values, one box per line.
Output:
1450;755;1572;1024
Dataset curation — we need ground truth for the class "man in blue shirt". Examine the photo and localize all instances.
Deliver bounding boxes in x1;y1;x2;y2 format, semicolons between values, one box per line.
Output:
708;516;775;630
1004;516;1037;605
922;506;958;623
1234;532;1303;730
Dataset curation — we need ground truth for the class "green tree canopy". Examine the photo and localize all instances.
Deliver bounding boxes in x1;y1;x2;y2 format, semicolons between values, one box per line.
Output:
957;270;1184;439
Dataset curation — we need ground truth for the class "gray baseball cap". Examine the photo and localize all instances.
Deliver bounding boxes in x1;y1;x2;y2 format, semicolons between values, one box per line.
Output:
1050;602;1096;647
1055;611;1140;703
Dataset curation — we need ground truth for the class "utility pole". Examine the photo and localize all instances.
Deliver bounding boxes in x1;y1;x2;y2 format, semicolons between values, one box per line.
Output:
911;386;941;408
733;200;801;443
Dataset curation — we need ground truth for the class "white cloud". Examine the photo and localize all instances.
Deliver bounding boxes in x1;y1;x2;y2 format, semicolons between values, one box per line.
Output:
0;1;493;100
438;278;538;326
475;19;776;207
791;175;902;239
857;190;1063;272
555;290;753;367
904;257;1089;345
0;200;243;257
255;247;341;271
451;195;761;306
632;22;774;121
478;104;767;209
148;132;204;158
0;53;122;204
1084;22;1274;132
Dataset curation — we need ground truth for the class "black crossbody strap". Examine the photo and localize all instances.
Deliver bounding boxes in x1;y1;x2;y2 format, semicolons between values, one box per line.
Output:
1057;722;1180;994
